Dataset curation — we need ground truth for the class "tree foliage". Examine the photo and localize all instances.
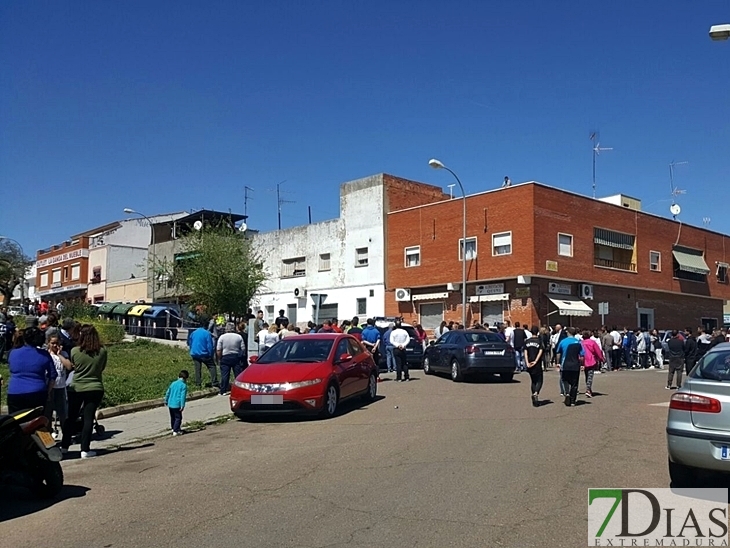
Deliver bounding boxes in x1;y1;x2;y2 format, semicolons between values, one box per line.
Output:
176;224;265;317
0;240;32;306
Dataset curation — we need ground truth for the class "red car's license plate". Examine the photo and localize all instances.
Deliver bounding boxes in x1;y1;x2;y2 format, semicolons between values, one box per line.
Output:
251;395;283;405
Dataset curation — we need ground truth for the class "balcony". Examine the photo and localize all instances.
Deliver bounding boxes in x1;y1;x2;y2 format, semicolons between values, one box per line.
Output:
593;257;637;272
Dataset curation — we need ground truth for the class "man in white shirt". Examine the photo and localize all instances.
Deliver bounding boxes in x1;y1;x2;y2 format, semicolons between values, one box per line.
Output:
610;326;622;370
504;320;515;348
217;323;245;396
389;319;411;382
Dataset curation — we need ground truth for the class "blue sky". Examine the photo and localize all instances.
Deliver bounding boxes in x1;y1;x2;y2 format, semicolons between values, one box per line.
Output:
2;1;729;256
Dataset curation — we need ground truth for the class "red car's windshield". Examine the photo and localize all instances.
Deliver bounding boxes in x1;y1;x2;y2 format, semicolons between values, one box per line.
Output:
257;338;335;364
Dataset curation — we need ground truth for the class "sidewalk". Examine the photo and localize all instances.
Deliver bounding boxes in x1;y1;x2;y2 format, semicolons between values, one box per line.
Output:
82;394;232;450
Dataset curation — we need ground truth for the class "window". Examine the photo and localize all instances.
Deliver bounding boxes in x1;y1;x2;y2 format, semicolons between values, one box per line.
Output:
91;266;102;284
369;289;374;297
558;233;573;257
282;257;306;278
39;271;49;287
71;263;81;280
63;266;69;280
716;263;728;284
492;232;512;256
355;247;369;267
459;237;477;261
672;245;710;282
52;269;62;284
593;228;637;272
650;251;661;272
318;253;331;272
405;246;421;267
347;338;364;356
265;305;274;323
356;298;367;316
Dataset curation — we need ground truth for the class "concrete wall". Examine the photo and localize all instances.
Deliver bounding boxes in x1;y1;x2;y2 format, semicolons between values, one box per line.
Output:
106;279;148;303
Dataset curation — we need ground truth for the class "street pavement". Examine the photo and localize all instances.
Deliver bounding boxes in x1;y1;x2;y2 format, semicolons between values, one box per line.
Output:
1;368;681;548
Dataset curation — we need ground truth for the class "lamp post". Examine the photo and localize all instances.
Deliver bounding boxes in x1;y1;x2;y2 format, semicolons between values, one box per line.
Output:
709;23;730;41
428;159;467;327
123;208;156;303
0;235;27;302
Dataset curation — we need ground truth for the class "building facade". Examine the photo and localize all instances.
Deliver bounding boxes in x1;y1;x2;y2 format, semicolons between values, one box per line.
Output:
386;182;730;333
35;238;90;302
251;174;448;327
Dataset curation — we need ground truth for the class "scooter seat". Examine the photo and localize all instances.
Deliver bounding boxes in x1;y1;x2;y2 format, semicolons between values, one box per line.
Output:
0;407;44;430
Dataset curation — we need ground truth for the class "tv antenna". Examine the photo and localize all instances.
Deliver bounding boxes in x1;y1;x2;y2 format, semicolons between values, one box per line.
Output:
668;161;688;220
447;184;455;199
590;132;613;198
244;186;254;217
703;217;711;227
271;180;295;230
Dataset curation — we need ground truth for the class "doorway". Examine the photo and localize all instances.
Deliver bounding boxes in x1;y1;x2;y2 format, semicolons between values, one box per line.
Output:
287;303;297;326
637;308;655;330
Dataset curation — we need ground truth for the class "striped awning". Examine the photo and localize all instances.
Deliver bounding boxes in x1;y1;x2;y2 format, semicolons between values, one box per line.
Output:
593;228;635;250
548;296;593;317
469;293;510;303
672;247;710;275
411;292;449;301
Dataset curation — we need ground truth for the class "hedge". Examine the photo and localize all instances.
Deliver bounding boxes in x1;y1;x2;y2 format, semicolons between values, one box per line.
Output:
11;316;125;345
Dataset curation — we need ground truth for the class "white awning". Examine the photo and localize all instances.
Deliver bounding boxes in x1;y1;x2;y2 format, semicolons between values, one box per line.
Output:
548;296;593;317
469;293;510;303
411;292;449;301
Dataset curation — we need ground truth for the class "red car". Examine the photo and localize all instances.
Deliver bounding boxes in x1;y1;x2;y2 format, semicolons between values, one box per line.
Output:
230;333;379;419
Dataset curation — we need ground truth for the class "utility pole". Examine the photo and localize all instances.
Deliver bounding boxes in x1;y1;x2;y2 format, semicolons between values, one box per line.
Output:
590;131;613;199
244;186;254;217
275;180;295;230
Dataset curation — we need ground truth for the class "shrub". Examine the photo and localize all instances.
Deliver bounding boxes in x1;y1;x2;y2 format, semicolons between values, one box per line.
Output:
62;301;99;319
92;319;126;345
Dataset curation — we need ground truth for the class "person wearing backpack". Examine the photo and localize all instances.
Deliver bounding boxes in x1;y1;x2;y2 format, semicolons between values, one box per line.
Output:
636;328;651;369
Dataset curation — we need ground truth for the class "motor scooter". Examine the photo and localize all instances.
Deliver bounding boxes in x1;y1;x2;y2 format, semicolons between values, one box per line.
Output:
0;406;64;498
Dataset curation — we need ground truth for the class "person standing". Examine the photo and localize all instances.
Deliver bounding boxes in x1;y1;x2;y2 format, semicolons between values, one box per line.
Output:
636;328;650;369
622;327;636;369
503;320;514;350
383;322;396;373
45;334;73;436
556;327;585;407
216;323;245;396
512;321;527;373
539;326;551;371
62;325;107;459
274;310;289;330
389;320;411;382
279;323;298;339
6;327;57;413
580;330;604;398
187;325;218;388
600;326;613;372
666;330;685;390
524;326;544;407
650;329;664;369
348;317;363;341
683;328;698;376
434;321;449;339
165;370;189;436
361;318;381;365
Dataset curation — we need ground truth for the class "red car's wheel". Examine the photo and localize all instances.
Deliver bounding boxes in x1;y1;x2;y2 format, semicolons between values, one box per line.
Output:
319;383;339;419
363;373;377;402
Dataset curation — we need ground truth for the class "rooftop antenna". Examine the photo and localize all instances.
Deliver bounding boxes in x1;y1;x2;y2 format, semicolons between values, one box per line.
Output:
703;217;711;227
669;160;688;220
447;184;455;199
244;186;254;217
590;131;613;199
271;180;295;230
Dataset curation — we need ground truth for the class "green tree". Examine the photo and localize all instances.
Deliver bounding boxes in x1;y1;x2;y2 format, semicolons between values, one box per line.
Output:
0;239;32;306
177;224;265;317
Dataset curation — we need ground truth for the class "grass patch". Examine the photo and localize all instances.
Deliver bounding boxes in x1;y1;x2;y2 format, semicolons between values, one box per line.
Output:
1;339;192;409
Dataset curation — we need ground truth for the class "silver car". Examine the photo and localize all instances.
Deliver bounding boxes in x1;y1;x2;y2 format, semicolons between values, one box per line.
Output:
666;342;730;486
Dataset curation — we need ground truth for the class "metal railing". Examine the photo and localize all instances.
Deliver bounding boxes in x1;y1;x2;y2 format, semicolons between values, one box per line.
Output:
593;257;637;272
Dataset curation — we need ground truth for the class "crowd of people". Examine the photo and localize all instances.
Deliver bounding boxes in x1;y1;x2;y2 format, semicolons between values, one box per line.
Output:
0;307;108;459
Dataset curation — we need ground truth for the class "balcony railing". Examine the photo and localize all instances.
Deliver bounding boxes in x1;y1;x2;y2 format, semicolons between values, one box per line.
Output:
594;257;637;272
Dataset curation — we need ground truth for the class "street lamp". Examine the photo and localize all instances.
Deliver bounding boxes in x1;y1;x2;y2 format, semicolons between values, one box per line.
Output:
0;235;27;302
123;209;156;303
709;24;730;41
428;159;467;327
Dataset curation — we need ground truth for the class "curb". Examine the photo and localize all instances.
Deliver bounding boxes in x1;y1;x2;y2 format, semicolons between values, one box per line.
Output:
95;388;218;420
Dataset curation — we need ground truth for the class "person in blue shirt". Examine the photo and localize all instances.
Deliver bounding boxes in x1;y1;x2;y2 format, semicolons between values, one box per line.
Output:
165;370;189;436
6;327;57;413
187;326;218;388
622;327;637;369
382;323;396;373
361;319;381;371
556;327;585;406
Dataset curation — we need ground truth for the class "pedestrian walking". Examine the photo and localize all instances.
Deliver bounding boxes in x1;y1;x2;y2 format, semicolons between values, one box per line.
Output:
580;330;604;398
61;325;107;459
651;329;664;369
524;326;544;406
389;320;410;382
556;327;585;406
683;328;698;376
666;330;685;390
217;322;245;396
512;321;527;373
187;325;219;389
165;370;189;436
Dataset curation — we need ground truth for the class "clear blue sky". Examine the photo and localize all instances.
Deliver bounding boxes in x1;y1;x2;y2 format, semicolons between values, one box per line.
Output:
2;1;729;256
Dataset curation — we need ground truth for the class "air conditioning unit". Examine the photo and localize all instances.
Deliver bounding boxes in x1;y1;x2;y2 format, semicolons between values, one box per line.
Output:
581;284;594;300
395;288;411;302
293;287;306;299
548;282;560;293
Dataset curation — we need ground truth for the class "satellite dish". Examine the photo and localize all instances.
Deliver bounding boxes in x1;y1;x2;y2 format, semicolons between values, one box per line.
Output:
238;222;248;233
670;204;681;216
193;220;203;231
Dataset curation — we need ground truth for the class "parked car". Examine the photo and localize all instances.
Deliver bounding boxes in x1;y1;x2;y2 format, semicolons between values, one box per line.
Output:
230;333;378;419
666;342;730;486
423;329;516;382
7;306;24;317
374;320;424;370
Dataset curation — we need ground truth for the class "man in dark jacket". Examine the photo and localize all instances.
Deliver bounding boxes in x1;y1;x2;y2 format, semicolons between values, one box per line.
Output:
683;327;698;376
556;327;585;407
666;330;685;389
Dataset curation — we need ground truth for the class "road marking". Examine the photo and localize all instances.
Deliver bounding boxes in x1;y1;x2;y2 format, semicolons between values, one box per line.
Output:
649;402;670;407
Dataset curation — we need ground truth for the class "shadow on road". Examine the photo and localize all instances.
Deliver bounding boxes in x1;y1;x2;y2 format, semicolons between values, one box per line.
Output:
61;442;156;460
537;399;554;407
237;395;387;423
0;484;90;522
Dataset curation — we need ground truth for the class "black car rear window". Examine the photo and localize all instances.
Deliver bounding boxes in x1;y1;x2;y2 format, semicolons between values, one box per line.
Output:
464;332;502;343
692;350;730;381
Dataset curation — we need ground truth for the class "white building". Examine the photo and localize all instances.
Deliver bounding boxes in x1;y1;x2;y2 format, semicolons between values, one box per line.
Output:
251;174;447;327
86;213;186;303
11;264;36;303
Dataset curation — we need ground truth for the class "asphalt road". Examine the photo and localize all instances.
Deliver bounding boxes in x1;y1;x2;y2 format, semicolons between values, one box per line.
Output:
1;368;676;548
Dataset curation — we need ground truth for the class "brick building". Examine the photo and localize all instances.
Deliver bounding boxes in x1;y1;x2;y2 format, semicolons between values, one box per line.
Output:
35;237;91;302
386;181;730;333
